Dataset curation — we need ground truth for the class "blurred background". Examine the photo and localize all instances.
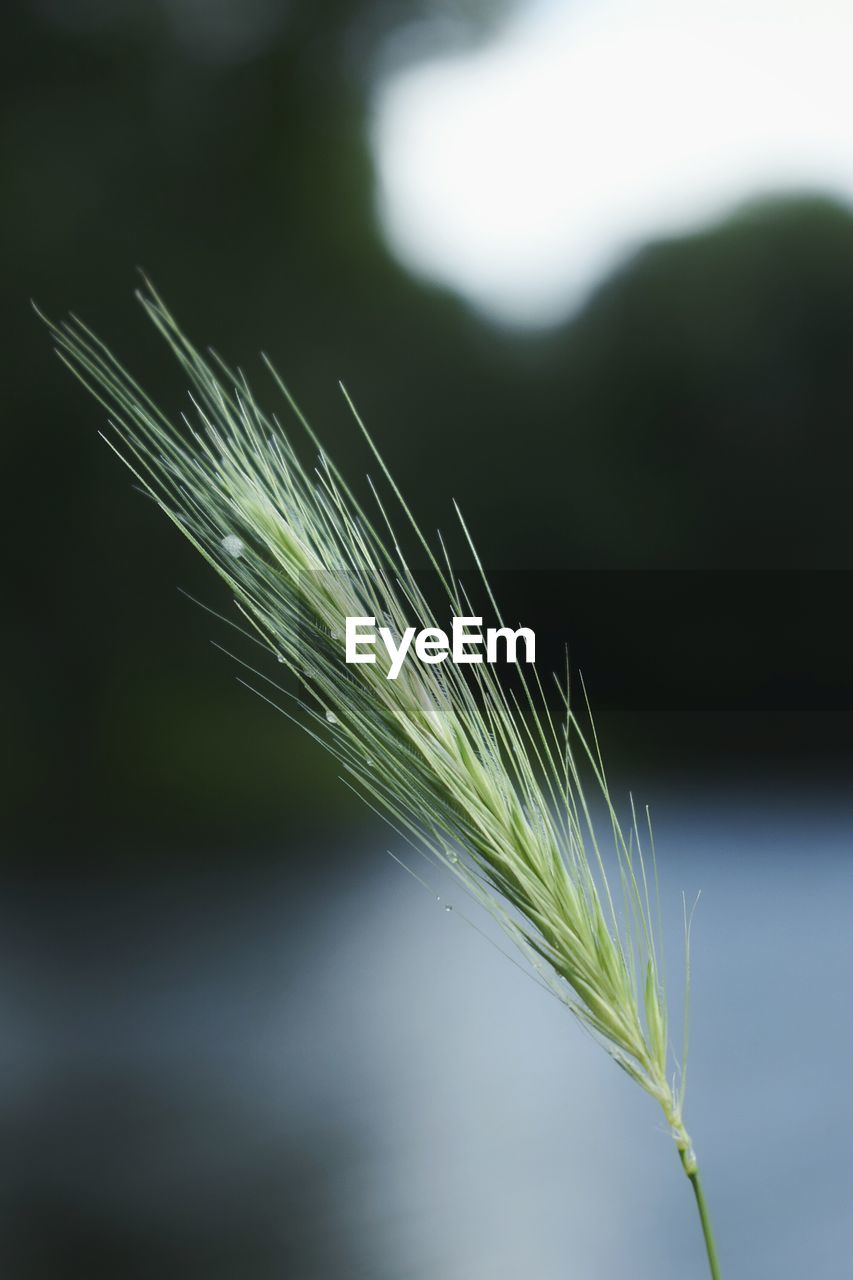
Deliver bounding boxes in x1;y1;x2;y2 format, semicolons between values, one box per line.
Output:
4;0;853;1275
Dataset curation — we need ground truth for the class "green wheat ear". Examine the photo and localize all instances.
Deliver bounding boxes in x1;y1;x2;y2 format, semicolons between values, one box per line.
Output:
41;286;721;1279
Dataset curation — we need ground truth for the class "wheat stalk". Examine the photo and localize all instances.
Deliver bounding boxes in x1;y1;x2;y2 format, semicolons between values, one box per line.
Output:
42;286;721;1278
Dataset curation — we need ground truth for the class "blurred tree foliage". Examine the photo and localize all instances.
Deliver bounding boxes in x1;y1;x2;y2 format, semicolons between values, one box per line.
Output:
5;0;853;858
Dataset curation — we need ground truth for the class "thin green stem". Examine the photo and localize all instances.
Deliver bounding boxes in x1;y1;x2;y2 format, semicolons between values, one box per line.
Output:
679;1150;721;1280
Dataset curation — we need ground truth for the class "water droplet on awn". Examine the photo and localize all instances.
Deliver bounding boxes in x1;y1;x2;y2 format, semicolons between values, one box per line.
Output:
220;533;244;558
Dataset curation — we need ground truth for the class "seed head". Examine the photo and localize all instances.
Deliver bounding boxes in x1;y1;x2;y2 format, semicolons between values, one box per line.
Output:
44;286;695;1155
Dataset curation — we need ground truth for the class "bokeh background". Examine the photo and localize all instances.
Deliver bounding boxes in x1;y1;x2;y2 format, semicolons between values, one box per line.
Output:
4;1;853;1276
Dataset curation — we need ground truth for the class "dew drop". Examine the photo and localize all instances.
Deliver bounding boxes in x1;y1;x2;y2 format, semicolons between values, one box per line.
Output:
325;710;339;724
220;533;245;558
447;851;459;864
444;904;453;913
276;654;285;664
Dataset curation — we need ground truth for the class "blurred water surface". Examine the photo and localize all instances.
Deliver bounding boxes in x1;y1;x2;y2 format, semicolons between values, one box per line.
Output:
1;795;851;1278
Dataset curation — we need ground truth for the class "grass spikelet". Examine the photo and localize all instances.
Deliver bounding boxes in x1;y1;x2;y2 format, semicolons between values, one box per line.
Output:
42;287;721;1277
